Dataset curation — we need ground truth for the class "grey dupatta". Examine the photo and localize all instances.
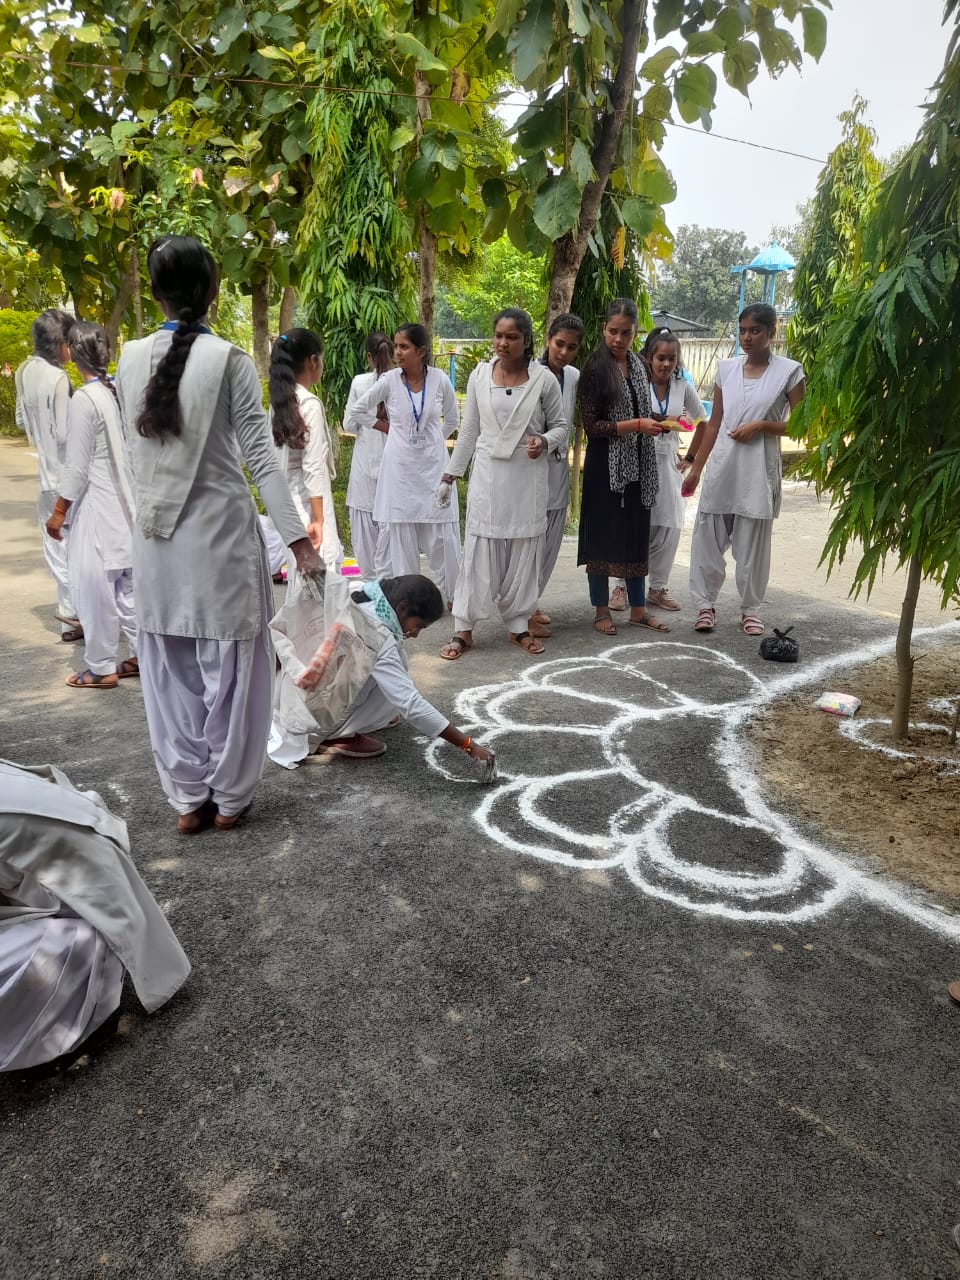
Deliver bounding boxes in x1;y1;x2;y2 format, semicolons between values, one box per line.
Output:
608;351;658;507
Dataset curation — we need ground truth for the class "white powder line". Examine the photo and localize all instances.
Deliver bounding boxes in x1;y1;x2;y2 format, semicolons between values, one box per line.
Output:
425;622;960;939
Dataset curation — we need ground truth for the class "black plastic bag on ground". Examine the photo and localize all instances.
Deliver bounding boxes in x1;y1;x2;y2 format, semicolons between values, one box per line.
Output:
759;626;799;663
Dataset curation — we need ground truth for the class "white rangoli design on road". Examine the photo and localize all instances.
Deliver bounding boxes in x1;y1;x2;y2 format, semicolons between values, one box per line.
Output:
425;623;960;939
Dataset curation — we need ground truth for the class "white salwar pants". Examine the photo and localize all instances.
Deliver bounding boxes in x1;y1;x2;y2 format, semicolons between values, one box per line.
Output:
138;592;274;816
348;507;382;580
688;512;772;613
37;490;76;631
0;916;123;1071
66;520;136;677
538;507;566;596
454;535;541;636
380;521;461;602
648;524;683;592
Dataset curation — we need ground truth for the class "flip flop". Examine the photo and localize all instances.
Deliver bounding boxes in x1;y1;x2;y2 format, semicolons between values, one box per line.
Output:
116;657;140;679
741;613;764;636
694;608;716;633
440;635;471;660
65;669;118;689
177;800;215;835
531;609;551;626
594;611;617;636
510;630;544;655
528;620;552;639
629;612;670;632
214;803;252;831
60;626;84;643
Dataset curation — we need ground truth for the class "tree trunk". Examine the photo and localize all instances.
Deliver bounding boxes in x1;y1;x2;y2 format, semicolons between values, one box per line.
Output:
949;694;960;748
279;285;297;335
545;0;647;325
105;250;139;351
418;217;437;340
251;276;271;377
891;550;924;741
132;244;143;338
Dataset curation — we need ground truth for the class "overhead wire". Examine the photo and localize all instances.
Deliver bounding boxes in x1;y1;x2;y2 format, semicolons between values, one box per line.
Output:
5;53;828;166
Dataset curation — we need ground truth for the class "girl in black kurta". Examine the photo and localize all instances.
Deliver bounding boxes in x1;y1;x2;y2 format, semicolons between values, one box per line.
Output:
577;298;669;635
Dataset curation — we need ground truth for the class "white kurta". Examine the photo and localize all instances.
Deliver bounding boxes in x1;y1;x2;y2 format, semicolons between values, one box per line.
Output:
449;361;567;632
0;760;190;1071
649;377;705;530
344;370;386;513
14;355;75;626
545;361;579;513
58;381;136;673
279;384;342;569
350;366;460;526
116;330;306;815
699;355;804;520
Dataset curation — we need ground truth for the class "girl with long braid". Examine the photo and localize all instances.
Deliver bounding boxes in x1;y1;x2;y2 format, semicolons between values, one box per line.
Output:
268;328;342;570
45;322;137;689
115;236;320;834
343;331;393;578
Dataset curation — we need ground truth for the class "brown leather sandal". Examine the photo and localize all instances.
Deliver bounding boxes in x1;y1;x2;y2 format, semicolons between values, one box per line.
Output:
594;610;617;636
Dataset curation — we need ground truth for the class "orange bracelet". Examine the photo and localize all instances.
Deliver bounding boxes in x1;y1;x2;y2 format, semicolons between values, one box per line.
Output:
460;736;472;752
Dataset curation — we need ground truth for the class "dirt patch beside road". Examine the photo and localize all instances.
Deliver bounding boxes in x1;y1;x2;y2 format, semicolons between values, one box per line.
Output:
750;642;960;903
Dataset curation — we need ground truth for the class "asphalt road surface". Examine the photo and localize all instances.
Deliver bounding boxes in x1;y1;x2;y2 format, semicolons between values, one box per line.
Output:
1;438;959;1280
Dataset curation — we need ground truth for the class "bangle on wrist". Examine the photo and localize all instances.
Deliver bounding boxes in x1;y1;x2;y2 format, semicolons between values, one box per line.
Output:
684;453;695;463
460;736;472;753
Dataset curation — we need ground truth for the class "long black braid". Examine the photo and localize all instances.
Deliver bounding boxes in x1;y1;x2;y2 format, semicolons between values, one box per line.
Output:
269;328;323;450
137;236;219;439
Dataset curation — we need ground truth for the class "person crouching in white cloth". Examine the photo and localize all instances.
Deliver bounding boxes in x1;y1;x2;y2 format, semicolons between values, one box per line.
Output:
531;312;583;638
437;309;568;661
45;322;138;689
343;331;394;578
0;759;190;1072
682;303;805;638
271;575;496;767
115;236;321;835
345;323;461;604
14;309;81;642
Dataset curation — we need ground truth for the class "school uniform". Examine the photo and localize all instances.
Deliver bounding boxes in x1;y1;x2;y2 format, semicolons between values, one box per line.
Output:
343;370;387;577
538;359;579;594
115;327;306;818
446;360;567;635
14;356;76;632
0;760;190;1071
689;354;804;613
647;376;705;591
279;384;342;570
58;380;136;676
348;366;461;600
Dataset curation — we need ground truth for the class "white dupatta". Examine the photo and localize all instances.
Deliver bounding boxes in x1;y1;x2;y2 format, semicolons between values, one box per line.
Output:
699;354;803;520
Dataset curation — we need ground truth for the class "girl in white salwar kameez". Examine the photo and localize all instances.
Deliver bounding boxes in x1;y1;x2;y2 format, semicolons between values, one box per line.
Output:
343;331;393;577
269;328;342;570
641;328;706;613
682;304;805;636
14;310;80;641
0;760;190;1072
346;323;461;602
45;323;137;689
532;312;583;638
115;236;320;835
438;309;568;660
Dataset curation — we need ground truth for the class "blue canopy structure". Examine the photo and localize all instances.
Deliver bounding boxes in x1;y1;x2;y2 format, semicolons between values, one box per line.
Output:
729;240;796;352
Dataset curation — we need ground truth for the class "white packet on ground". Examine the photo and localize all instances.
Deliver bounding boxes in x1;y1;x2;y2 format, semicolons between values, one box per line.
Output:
815;691;861;717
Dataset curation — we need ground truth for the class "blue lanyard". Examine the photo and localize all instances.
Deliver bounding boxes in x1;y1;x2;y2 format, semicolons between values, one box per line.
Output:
651;381;670;416
403;372;427;431
160;320;211;333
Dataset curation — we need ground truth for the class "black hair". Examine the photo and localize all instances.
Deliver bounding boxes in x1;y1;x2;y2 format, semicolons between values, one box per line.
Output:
365;331;393;377
395;322;431;368
546;312;584;342
739;303;777;335
137;236;219;439
642;327;684;380
352;574;445;627
68;321;117;400
31;309;75;365
493;308;535;360
269;327;323;450
580;298;639;412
